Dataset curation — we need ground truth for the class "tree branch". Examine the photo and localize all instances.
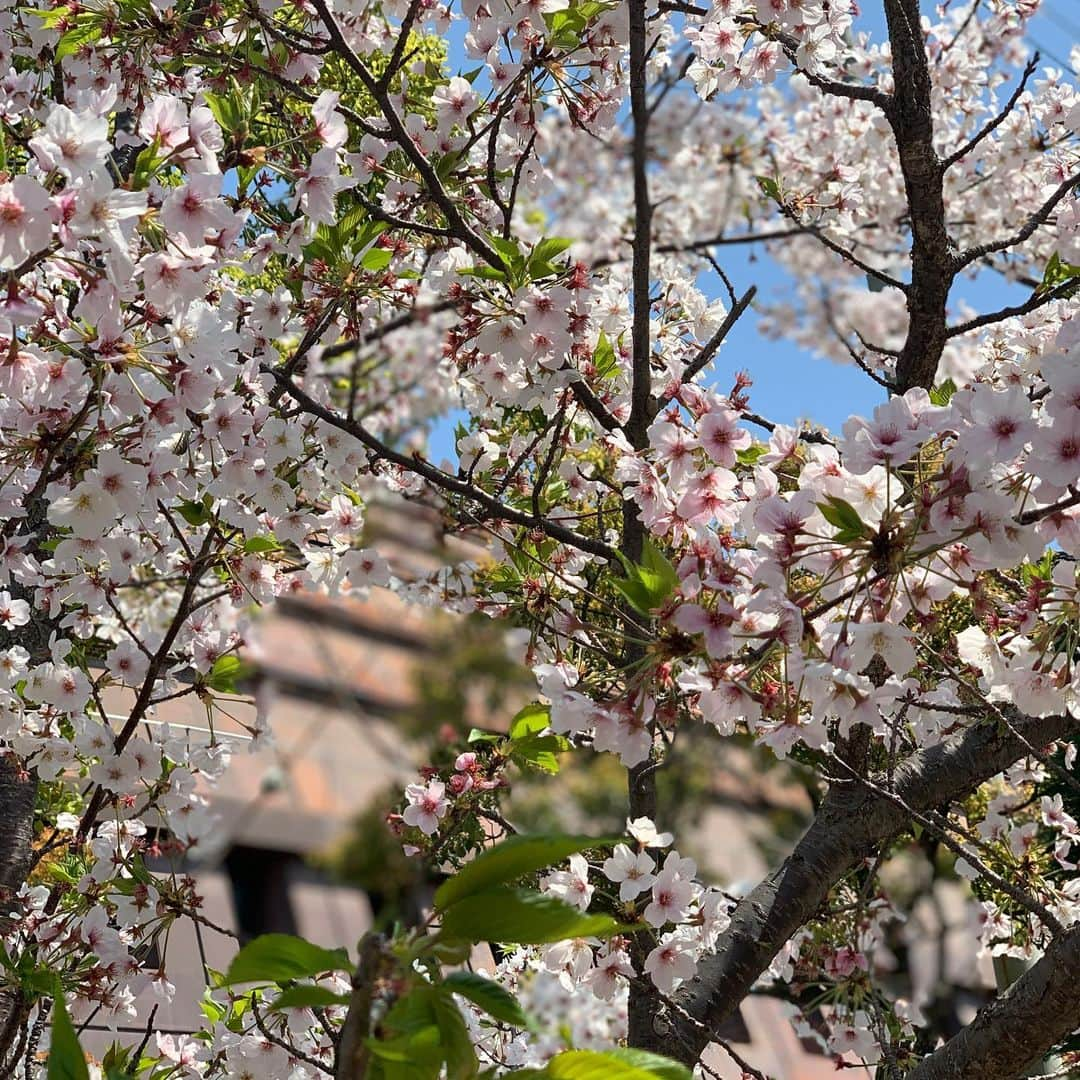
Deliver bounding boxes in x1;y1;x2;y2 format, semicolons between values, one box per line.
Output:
884;0;955;392
946;277;1078;338
940;55;1039;172
681;286;757;384
954;170;1080;269
307;0;506;270
905;922;1080;1080
662;706;1076;1064
262;366;621;562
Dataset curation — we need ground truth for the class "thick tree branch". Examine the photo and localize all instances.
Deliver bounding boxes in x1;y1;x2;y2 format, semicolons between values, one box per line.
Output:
905;923;1080;1079
884;0;955;392
624;0;667;1051
336;932;387;1079
662;706;1076;1064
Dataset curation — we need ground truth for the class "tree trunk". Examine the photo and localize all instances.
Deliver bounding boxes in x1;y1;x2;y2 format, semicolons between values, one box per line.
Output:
0;756;36;1069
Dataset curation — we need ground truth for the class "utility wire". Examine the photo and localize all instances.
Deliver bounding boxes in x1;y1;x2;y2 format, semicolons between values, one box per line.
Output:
1040;1;1080;40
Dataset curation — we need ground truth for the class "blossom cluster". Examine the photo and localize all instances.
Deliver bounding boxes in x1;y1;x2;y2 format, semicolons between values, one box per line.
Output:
0;0;1077;1070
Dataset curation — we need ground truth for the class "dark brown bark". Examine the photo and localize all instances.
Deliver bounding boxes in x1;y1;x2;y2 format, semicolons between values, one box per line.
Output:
0;579;48;1067
336;932;388;1080
883;0;955;394
0;489;63;1064
905;923;1080;1080
624;0;665;1050
660;708;1076;1063
0;757;36;1073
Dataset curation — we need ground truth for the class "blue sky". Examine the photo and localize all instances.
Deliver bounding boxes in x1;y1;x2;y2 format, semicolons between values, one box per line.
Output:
421;2;1073;460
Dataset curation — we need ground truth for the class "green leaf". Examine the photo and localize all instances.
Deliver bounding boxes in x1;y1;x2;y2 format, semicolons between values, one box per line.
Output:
443;972;530;1029
431;989;479;1079
530;237;573;263
25;6;72;28
48;992;90;1080
1020;549;1055;584
176;497;212;527
509;734;569;774
223;933;349;985
527;237;573;279
202;90;243;133
543;1049;693;1080
458;265;507;283
487;234;525;274
362;247;394;272
205;654;253;694
369;985;446;1077
269;985;351;1011
928;378;957;407
756;175;781;201
817;496;869;541
593;331;617;378
55;18;101;59
242;534;280;554
1038;251;1080;295
640;539;678;595
129;144;166;191
736;443;766;466
368;1026;443;1072
612;550;676;616
434;834;609;912
439;887;626;945
508;703;551;740
865;271;889;293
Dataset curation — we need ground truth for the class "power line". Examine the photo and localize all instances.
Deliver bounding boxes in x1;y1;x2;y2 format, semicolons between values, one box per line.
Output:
1023;33;1072;72
1040;1;1080;40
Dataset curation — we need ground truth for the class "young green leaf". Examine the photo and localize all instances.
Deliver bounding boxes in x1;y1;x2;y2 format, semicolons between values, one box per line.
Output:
362;247;394;272
242;534;280;554
434;834;610;912
205;654;253;694
593;332;616;378
269;985;351;1011
817;496;869;540
928;378;957;407
175;497;212;527
439;887;626;945
55;17;101;59
542;1048;693;1080
223;933;349;985
509;734;569;774
443;971;531;1029
640;539;678;595
48;991;90;1080
432;988;480;1079
508;703;551;740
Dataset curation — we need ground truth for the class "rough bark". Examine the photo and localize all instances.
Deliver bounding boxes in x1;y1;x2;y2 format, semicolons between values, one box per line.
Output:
0;754;37;1067
883;0;955;394
661;708;1075;1063
0;495;61;1063
905;923;1080;1080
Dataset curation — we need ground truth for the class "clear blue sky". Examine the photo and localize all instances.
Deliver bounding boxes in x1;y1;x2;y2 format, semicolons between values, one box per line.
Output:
423;2;1073;461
